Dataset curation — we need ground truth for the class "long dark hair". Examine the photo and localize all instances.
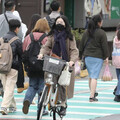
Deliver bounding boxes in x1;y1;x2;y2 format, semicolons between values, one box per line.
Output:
25;14;41;36
48;15;73;40
87;14;102;38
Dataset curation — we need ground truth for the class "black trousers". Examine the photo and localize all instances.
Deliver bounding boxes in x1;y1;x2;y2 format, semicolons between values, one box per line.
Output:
16;62;25;88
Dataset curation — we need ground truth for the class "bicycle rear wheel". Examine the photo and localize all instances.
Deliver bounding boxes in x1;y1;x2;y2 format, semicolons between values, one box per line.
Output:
37;85;48;120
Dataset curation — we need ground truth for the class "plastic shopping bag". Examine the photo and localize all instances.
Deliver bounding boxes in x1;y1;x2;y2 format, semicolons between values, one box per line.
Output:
75;61;80;76
101;64;113;81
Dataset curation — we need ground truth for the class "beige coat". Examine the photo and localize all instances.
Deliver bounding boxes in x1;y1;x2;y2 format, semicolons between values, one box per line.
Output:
40;35;79;99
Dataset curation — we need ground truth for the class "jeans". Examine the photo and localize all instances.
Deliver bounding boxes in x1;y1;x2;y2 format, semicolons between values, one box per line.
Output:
24;76;44;108
85;17;91;29
116;69;120;95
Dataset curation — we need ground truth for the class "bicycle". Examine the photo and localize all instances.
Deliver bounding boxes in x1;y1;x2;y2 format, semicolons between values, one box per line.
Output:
37;55;72;120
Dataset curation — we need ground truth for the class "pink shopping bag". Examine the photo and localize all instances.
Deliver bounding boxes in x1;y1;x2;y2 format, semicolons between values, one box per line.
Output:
75;61;81;76
101;64;113;81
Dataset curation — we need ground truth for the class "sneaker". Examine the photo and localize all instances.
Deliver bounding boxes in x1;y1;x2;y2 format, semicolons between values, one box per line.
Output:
22;100;30;114
0;107;8;115
9;107;16;113
59;106;66;116
17;82;29;93
42;110;48;116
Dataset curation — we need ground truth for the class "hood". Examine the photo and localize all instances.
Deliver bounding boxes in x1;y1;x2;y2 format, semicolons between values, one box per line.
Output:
32;32;47;45
114;36;120;49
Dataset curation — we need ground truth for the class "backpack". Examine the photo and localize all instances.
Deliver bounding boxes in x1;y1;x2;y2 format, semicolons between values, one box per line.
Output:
46;15;56;29
0;36;18;74
22;33;46;73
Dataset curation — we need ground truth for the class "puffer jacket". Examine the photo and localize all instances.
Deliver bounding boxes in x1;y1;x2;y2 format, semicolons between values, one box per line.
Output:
112;36;120;68
3;31;23;70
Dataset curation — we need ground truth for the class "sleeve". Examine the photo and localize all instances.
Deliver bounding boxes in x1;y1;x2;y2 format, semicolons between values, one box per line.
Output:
17;26;23;41
84;0;90;13
101;32;109;59
16;39;23;59
69;37;79;62
22;35;31;52
39;36;52;55
97;0;102;14
79;32;86;59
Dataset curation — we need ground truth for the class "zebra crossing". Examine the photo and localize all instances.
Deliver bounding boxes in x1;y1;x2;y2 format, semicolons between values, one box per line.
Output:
0;79;119;120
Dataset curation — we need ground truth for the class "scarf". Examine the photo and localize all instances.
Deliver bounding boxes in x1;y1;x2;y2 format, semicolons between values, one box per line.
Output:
52;30;68;61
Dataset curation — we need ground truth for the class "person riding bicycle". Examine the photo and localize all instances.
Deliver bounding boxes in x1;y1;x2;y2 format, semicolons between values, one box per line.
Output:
38;15;79;116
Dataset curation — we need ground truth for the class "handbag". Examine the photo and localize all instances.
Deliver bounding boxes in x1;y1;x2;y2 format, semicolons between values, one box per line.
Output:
80;57;86;70
58;63;71;86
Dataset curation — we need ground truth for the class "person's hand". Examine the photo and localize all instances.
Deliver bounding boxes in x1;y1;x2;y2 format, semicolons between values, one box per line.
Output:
87;12;91;16
69;61;74;67
38;54;43;60
105;57;109;64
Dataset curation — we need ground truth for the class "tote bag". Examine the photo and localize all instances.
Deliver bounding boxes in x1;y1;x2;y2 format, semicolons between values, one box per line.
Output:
58;63;71;86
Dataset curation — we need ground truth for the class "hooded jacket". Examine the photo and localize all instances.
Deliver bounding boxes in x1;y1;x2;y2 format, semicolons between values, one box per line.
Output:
112;36;120;68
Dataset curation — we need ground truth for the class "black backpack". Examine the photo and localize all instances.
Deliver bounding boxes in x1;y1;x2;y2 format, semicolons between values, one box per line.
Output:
46;15;56;29
22;33;46;73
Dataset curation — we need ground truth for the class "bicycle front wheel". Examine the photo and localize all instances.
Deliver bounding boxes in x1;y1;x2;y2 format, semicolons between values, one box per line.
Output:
53;108;56;120
37;85;48;120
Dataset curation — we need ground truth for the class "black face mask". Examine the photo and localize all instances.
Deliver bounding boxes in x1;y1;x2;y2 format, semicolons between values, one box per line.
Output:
55;24;65;31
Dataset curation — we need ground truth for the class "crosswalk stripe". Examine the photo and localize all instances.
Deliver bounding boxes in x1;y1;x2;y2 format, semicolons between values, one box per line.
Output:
74;95;113;99
68;100;119;105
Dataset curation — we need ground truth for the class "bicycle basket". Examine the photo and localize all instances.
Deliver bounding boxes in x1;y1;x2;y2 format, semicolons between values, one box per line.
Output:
43;56;66;75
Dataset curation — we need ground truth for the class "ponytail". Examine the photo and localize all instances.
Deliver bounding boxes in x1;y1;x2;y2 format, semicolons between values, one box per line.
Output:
87;19;95;38
87;14;102;38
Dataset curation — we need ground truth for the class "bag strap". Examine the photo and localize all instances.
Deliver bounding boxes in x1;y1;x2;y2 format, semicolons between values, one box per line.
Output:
30;33;46;44
4;13;9;25
46;15;51;22
9;36;19;44
83;38;91;52
38;33;46;43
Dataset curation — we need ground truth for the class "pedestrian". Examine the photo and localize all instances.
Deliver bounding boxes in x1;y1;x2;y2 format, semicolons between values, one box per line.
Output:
79;14;109;102
25;14;41;36
23;13;41;104
0;0;28;94
0;0;23;40
0;19;22;115
13;10;28;42
46;0;61;29
38;15;79;116
84;0;102;29
112;29;120;102
22;18;50;116
112;24;120;96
